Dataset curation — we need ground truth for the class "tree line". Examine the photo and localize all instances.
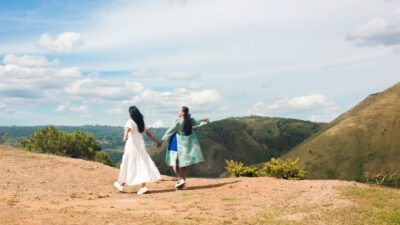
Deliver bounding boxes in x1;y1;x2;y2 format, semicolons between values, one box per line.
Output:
19;126;114;166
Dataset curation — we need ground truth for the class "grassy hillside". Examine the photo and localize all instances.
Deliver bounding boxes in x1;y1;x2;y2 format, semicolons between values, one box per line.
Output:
149;116;326;177
283;82;400;181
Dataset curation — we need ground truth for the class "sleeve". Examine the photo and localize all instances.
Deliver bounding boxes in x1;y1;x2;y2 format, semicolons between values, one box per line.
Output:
124;120;133;129
192;118;201;126
144;122;149;131
161;119;179;142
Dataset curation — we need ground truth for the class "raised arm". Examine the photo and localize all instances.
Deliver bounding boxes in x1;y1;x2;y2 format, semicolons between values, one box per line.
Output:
161;120;179;142
192;117;209;126
145;129;162;147
200;118;209;123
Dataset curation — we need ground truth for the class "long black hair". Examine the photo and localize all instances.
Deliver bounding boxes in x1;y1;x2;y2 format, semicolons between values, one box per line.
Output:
129;106;145;133
182;106;192;136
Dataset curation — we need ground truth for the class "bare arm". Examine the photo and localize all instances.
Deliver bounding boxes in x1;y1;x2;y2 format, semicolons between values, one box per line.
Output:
200;118;209;123
123;127;131;142
193;117;209;126
145;130;162;147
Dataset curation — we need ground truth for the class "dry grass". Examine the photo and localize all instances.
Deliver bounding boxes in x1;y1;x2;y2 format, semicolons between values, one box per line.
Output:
2;145;400;225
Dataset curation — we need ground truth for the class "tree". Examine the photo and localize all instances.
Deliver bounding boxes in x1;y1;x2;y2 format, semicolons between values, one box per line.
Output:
19;126;114;166
0;133;7;144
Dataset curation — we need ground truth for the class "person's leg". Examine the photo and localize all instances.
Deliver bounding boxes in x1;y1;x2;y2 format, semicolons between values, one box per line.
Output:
172;165;181;179
181;167;187;181
175;167;187;189
114;181;124;192
137;182;148;194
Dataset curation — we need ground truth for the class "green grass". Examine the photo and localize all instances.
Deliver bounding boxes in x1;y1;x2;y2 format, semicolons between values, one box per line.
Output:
301;186;400;225
7;197;19;206
340;186;400;224
221;197;249;201
283;82;400;181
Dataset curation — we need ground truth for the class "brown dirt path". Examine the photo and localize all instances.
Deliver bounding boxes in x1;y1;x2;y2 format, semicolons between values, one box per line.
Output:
0;145;372;224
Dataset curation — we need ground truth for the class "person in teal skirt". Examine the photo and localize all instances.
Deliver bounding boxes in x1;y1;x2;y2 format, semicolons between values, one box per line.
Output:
161;106;209;189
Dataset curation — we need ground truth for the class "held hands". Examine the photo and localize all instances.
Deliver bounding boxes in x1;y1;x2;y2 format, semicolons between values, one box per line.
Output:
156;140;162;148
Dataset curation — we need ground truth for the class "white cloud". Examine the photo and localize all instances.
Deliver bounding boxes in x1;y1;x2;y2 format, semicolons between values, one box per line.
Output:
55;103;70;112
0;55;83;108
189;82;204;90
106;108;124;115
37;32;84;53
2;54;59;67
166;72;198;80
393;46;400;54
347;8;400;46
122;87;224;115
0;102;15;114
248;94;339;122
55;67;82;78
261;81;272;89
149;120;164;128
235;89;246;96
187;89;221;105
0;52;226;122
69;105;88;113
131;70;155;78
64;77;145;102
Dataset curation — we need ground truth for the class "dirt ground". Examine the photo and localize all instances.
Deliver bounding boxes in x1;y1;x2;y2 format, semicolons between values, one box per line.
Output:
0;145;372;225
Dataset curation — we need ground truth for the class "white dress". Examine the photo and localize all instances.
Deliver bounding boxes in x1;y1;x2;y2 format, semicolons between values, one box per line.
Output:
117;119;161;185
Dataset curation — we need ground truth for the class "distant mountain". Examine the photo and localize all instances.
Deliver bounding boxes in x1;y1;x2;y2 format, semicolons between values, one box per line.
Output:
148;116;326;177
283;82;400;181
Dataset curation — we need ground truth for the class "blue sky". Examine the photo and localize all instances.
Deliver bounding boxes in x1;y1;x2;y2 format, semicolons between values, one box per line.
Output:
0;0;399;127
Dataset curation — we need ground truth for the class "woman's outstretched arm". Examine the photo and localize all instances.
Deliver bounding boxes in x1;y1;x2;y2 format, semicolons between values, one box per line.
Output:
192;117;209;126
145;130;162;147
200;118;209;123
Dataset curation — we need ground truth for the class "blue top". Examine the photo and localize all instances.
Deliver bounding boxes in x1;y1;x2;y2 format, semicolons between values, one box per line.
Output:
168;133;178;151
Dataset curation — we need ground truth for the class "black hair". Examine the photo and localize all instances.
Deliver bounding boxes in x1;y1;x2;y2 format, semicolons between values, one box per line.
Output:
129;106;145;133
182;106;192;136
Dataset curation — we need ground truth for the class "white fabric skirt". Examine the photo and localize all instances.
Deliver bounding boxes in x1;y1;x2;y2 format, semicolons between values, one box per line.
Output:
118;137;161;186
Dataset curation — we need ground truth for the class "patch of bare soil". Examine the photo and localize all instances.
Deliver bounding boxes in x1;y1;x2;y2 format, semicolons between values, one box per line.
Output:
0;145;368;224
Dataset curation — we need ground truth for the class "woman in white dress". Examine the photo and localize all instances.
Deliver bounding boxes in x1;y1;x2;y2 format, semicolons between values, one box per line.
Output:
113;106;162;194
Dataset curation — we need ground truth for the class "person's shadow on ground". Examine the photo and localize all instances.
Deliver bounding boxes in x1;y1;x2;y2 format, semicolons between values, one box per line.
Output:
149;180;241;194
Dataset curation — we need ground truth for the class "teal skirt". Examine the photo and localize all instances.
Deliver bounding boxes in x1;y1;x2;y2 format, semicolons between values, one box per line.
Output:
165;132;204;167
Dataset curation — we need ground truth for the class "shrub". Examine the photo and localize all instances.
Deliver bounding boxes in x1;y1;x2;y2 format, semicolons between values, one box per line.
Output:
365;172;400;187
225;160;259;177
19;126;114;167
225;158;307;180
258;158;307;180
94;151;115;167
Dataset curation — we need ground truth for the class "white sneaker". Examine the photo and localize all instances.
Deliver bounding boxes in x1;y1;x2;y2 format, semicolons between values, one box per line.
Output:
175;179;185;189
114;181;124;192
137;186;148;194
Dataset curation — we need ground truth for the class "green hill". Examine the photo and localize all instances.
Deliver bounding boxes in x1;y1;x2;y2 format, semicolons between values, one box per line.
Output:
148;116;326;177
283;82;400;181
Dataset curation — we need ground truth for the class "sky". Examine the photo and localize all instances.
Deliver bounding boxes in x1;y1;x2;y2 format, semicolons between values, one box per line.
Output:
0;0;399;127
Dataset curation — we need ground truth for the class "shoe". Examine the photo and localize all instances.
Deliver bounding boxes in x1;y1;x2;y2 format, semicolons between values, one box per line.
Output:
179;183;186;190
137;186;148;194
175;179;185;189
114;181;124;192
